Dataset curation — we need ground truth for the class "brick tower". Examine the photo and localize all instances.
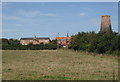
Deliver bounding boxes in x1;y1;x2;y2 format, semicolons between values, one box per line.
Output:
100;15;112;33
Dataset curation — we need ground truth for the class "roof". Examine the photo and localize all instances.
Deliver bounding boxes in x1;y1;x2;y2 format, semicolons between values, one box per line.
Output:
56;37;71;40
20;37;50;40
0;38;8;40
56;37;65;40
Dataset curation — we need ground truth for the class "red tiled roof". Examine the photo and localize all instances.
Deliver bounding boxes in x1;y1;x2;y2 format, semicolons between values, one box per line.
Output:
56;37;71;40
56;37;65;40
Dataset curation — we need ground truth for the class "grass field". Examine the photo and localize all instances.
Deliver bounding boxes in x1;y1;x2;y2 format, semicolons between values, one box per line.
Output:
0;50;2;81
2;49;118;80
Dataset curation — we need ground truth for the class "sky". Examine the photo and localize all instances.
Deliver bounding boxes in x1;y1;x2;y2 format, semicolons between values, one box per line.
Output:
2;0;120;2
2;2;118;39
118;2;120;34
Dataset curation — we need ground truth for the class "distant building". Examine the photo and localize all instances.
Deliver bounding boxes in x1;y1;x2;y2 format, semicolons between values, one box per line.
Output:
100;15;112;33
56;33;71;48
20;37;50;45
0;38;8;44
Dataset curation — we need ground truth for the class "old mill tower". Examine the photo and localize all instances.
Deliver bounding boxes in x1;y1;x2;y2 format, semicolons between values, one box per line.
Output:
100;15;112;33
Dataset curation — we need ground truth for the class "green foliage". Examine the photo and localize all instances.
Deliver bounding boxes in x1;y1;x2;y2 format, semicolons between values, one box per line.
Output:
69;31;120;55
2;39;57;50
8;39;20;45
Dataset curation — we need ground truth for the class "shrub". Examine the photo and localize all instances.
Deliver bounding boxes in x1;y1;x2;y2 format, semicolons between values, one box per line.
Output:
2;39;57;50
69;31;120;55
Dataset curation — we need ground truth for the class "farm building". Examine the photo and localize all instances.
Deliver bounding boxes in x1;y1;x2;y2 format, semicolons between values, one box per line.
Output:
20;37;50;45
56;34;71;48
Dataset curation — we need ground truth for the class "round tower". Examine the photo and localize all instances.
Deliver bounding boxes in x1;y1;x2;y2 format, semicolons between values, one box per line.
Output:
100;15;112;33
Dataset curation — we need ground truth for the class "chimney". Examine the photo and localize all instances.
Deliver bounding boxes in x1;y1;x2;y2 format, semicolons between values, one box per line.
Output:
67;32;69;37
100;15;112;33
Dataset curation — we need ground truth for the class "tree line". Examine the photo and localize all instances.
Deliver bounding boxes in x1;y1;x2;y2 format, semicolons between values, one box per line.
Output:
1;31;120;55
1;39;57;50
69;31;120;55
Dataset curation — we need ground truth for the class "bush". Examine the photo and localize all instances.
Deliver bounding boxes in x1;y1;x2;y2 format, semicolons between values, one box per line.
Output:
69;31;120;55
2;39;57;50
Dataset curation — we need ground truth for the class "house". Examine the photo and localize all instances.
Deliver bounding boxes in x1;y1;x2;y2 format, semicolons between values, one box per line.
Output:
56;34;71;48
20;37;50;45
0;38;9;44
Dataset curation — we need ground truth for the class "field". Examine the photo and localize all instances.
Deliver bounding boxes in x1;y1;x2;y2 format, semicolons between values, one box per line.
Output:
2;50;118;80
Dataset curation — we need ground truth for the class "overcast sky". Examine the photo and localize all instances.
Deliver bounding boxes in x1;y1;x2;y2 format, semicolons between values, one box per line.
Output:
2;2;118;39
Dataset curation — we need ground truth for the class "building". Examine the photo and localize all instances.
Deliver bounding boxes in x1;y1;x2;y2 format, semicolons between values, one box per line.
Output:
0;38;8;44
20;37;50;45
56;34;71;48
100;15;112;33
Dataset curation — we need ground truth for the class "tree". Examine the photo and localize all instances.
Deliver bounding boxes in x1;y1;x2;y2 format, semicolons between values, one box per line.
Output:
69;31;119;55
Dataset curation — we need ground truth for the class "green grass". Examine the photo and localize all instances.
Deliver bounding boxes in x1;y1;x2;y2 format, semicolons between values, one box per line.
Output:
2;49;118;80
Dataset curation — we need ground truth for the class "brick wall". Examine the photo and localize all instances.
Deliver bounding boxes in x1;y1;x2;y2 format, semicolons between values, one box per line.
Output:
20;39;50;45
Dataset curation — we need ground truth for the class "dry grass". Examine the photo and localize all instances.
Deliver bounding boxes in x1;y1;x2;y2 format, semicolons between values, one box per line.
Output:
0;50;2;81
2;49;118;80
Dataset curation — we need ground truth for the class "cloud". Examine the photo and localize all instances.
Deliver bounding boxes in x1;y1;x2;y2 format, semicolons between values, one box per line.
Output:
2;29;17;33
3;16;21;20
18;10;39;17
18;10;56;17
39;13;56;16
83;8;92;11
3;23;22;27
79;13;87;16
